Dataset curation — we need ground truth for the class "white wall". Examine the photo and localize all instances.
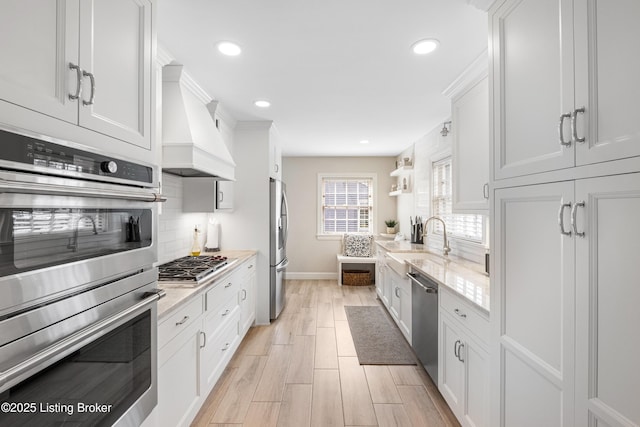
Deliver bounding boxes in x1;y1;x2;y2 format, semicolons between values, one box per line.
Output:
282;156;397;277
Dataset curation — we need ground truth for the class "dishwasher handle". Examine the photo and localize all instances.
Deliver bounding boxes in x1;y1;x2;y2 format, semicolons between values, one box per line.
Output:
406;272;438;294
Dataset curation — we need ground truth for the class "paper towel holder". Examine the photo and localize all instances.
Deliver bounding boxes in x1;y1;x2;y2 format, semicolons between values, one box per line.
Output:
204;221;221;252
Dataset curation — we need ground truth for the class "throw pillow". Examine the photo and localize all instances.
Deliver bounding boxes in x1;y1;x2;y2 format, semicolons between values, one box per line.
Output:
343;234;373;257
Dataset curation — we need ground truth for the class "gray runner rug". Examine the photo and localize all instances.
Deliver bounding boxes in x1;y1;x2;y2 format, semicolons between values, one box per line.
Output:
344;306;417;365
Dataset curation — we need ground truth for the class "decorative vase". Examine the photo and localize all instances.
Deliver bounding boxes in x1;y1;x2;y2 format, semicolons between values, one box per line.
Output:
386;227;396;234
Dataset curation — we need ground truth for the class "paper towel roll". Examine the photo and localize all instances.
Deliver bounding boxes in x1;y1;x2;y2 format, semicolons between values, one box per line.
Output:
205;222;220;251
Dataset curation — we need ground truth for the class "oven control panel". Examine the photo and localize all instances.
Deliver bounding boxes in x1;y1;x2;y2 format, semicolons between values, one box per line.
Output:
0;129;153;185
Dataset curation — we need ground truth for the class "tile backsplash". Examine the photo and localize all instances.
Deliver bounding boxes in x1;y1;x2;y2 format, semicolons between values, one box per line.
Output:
158;173;208;264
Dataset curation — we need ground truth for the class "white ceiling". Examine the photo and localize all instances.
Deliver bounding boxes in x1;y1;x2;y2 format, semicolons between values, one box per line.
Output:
157;0;489;157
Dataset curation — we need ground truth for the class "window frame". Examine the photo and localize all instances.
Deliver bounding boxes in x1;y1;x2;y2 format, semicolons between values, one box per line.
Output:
316;173;378;240
429;153;486;245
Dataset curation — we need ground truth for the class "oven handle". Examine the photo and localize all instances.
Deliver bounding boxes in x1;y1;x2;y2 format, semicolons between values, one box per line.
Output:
0;289;164;394
0;178;166;202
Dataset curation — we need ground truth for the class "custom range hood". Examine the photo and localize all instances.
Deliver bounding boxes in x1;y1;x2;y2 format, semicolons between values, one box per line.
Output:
162;64;235;180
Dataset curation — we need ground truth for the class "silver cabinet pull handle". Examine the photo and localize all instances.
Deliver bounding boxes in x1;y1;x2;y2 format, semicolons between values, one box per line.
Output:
219;191;224;202
458;343;465;363
571;201;586;238
225;282;232;288
559;112;572;146
483;183;489;200
558;202;572;236
221;309;230;317
221;342;230;351
571;107;586;143
395;287;400;297
68;63;82;100
454;340;460;359
200;331;207;349
248;264;254;269
82;70;96;106
241;289;247;301
454;308;467;318
175;315;189;326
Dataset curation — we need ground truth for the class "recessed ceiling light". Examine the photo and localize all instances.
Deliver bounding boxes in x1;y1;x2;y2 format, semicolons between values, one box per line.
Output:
360;140;370;144
254;99;271;108
411;39;440;55
217;41;242;56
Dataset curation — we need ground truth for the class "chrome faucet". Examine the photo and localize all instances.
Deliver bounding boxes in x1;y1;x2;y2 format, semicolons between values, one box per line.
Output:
68;215;98;252
422;216;451;256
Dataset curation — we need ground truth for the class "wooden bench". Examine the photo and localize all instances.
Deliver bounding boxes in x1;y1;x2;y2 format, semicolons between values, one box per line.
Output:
336;254;377;286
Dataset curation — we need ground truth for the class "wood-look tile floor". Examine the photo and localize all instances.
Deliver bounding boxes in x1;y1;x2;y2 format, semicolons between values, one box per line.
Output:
191;280;460;427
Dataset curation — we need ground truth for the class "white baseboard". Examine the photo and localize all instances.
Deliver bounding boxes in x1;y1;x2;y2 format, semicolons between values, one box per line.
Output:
285;272;337;280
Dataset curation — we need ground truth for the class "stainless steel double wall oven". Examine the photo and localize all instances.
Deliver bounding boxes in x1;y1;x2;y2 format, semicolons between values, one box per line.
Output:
0;127;164;427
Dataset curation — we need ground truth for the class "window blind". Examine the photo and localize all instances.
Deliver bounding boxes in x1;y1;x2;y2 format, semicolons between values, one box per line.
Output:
432;157;484;242
322;178;373;234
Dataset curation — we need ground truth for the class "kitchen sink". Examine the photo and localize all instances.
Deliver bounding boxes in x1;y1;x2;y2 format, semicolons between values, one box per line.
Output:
385;251;447;276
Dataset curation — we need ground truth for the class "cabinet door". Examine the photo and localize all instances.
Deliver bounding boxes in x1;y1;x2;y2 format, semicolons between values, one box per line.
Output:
439;314;464;419
78;0;152;149
389;272;401;322
240;260;257;334
0;0;79;124
216;180;234;210
491;0;575;179
380;265;391;308
492;182;575;427
573;0;640;166
398;278;411;344
575;173;640;427
463;337;489;427
157;320;202;427
452;76;489;212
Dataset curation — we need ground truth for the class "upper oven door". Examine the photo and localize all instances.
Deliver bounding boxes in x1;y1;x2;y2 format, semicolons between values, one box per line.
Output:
0;177;158;318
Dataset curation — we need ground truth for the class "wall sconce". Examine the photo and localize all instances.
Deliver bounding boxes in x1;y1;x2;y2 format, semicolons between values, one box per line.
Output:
440;121;452;137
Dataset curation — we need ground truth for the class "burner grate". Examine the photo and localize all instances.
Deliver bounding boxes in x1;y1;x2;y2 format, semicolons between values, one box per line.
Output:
158;255;229;282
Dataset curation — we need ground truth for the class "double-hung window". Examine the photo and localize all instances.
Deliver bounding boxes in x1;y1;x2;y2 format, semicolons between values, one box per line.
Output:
432;157;484;242
318;174;374;235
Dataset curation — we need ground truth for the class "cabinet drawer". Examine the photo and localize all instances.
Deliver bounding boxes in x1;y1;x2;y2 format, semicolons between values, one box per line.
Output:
204;309;240;374
158;296;203;349
205;272;241;314
440;289;489;345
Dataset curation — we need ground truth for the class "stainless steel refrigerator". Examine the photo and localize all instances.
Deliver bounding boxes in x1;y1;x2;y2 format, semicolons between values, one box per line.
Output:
270;178;289;319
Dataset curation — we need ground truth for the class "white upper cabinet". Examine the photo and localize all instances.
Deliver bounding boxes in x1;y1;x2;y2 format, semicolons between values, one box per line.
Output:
269;126;282;180
0;0;153;157
573;0;640;166
492;0;640;180
491;0;575;179
0;0;80;124
78;0;152;149
451;76;489;213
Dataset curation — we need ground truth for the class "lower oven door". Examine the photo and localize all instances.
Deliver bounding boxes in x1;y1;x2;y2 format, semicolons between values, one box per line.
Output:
0;273;160;427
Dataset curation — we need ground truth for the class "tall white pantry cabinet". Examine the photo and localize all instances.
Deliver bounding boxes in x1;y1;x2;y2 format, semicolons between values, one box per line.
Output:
489;1;640;427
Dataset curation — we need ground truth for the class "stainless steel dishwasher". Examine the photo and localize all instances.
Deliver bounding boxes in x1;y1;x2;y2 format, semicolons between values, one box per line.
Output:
407;270;439;384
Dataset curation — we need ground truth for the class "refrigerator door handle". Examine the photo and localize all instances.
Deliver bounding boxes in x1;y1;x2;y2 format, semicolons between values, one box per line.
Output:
276;257;289;272
282;189;290;251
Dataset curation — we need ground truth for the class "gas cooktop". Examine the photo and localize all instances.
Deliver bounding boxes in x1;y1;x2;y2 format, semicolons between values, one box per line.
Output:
158;255;237;286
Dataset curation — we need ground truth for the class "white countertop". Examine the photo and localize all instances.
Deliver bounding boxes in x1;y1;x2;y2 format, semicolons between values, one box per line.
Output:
157;249;257;319
376;240;490;313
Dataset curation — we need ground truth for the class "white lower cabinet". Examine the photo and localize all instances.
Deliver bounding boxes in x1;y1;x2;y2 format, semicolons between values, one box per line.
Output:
149;256;256;427
439;288;489;427
239;257;257;335
388;267;411;343
155;298;204;427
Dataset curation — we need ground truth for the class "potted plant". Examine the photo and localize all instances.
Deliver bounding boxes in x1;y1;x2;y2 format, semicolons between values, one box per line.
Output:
385;219;398;234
